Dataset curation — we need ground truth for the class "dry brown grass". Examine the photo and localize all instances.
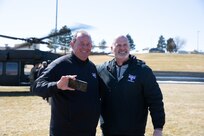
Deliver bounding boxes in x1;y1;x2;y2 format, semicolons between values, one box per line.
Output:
89;53;204;72
1;54;204;136
1;84;204;136
146;84;204;136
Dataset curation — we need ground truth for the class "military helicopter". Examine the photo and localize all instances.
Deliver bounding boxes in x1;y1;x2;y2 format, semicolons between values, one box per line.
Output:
0;24;91;86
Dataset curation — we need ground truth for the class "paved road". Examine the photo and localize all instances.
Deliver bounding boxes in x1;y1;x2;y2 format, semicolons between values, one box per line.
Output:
153;71;204;83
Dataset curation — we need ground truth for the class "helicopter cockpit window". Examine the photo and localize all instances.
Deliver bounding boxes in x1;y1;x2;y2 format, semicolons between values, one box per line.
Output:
6;62;18;75
0;62;2;75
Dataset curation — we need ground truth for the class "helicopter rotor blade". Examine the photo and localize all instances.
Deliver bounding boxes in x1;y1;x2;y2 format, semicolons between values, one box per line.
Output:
69;23;93;32
13;38;49;49
0;34;27;41
39;23;93;41
39;28;71;41
0;23;94;49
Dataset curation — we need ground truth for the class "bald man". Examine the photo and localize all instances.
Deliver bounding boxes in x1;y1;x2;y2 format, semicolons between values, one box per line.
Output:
97;35;165;136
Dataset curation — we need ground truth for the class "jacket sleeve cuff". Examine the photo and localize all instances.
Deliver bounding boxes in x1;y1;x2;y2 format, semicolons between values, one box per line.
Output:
48;81;59;94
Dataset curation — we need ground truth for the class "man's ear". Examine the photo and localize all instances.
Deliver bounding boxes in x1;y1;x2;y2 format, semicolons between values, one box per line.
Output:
111;45;114;52
70;41;74;48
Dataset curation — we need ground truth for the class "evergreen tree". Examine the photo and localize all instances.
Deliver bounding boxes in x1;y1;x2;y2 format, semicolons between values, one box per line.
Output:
47;29;59;52
99;39;107;50
157;35;166;49
58;26;72;54
126;34;136;50
48;26;72;53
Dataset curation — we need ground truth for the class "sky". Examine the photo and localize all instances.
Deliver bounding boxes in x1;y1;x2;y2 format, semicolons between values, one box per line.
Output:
0;0;204;52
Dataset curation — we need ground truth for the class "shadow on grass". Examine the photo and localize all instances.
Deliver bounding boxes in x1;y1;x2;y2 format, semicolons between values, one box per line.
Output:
0;91;34;97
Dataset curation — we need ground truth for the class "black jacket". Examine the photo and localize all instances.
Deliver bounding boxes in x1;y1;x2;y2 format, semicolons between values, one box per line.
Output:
97;55;165;135
32;53;100;136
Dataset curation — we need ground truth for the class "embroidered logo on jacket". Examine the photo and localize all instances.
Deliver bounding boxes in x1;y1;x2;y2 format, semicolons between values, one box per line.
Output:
92;73;97;78
127;74;136;83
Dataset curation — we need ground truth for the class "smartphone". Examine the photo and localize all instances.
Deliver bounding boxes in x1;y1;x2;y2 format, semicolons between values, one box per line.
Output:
68;79;88;92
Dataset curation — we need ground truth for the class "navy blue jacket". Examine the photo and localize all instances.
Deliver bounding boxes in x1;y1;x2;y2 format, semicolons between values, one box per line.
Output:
97;55;165;135
32;53;100;136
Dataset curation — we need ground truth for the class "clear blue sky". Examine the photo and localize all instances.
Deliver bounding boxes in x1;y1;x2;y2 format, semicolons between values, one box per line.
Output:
0;0;204;51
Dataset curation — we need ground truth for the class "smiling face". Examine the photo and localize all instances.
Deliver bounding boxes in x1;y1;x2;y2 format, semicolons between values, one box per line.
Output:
111;35;130;64
70;31;92;61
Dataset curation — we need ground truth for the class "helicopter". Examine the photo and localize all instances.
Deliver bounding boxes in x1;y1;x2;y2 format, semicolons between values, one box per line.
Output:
0;24;91;86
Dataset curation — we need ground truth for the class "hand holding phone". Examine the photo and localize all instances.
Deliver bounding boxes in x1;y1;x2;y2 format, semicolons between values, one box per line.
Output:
68;79;88;92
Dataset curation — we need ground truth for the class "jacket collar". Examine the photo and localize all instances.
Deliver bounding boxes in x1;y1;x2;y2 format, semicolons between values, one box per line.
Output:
70;52;89;65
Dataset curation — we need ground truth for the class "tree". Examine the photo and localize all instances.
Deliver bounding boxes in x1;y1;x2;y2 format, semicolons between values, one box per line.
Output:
47;29;58;52
167;38;176;53
58;26;72;54
174;37;186;51
126;34;136;50
98;39;107;50
157;35;166;49
48;26;73;53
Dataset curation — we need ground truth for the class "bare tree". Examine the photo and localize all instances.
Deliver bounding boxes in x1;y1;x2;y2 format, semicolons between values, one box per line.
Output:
174;37;186;51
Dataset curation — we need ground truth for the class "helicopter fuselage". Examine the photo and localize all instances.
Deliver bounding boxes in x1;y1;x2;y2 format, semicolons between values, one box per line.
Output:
0;49;61;86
